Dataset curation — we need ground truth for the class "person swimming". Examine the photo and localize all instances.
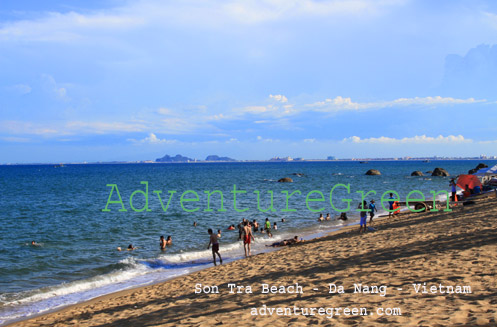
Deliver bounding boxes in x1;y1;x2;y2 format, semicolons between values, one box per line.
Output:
166;235;172;246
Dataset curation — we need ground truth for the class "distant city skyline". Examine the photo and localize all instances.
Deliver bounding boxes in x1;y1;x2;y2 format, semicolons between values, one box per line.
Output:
1;0;497;163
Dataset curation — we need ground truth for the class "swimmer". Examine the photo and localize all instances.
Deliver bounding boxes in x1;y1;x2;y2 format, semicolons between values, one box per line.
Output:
325;213;331;221
318;213;324;222
166;235;172;246
127;244;136;250
252;219;259;231
160;236;166;250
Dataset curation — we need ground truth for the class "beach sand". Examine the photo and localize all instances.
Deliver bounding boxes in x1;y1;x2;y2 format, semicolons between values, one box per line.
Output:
8;195;497;327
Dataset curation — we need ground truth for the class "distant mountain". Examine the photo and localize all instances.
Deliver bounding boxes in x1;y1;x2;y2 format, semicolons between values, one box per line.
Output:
205;155;236;162
155;154;193;163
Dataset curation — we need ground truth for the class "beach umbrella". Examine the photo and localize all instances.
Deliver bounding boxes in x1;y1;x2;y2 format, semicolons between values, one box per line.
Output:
456;174;482;190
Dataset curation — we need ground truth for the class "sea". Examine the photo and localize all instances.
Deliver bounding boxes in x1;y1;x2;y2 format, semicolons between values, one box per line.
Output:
1;160;495;325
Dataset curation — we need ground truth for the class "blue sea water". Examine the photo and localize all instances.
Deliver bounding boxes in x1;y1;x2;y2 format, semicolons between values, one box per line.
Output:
0;160;495;325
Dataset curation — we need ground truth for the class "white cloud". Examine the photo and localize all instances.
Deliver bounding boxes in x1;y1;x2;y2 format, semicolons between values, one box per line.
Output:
7;84;32;95
41;74;70;100
240;106;269;114
483;11;497;30
257;135;279;142
66;121;145;134
231;95;484;122
342;135;471;144
0;1;405;42
269;94;288;103
129;133;177;144
0;11;143;42
0;121;58;135
0;136;31;143
307;96;484;112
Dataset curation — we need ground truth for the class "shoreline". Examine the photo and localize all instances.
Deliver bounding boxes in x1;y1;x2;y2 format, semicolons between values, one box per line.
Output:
0;218;359;327
6;195;497;326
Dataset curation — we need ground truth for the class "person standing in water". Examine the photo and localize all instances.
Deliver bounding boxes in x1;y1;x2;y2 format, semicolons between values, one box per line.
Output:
160;236;166;250
207;229;222;266
264;218;272;237
242;221;255;257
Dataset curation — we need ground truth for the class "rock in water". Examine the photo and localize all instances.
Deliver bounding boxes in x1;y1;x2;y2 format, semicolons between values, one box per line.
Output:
476;163;488;169
469;163;488;174
365;169;381;175
278;177;293;183
411;171;424;176
431;168;450;176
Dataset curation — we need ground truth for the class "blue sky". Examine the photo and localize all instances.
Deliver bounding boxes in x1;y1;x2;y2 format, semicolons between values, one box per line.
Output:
1;0;497;162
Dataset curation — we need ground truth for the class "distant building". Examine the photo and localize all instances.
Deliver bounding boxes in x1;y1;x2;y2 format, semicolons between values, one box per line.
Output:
270;156;293;162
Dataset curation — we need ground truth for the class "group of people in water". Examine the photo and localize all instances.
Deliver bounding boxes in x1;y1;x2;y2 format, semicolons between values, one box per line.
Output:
205;217;299;265
118;196;402;264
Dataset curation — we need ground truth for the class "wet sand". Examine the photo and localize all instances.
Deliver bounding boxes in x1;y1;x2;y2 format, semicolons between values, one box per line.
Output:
8;195;497;327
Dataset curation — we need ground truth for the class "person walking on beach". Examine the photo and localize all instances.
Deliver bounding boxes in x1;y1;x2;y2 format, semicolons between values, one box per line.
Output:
388;193;395;218
369;200;378;225
207;229;222;266
450;179;457;202
242;221;255;257
359;201;368;233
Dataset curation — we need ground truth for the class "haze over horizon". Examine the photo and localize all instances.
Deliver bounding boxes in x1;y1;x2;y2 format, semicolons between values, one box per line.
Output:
1;0;497;163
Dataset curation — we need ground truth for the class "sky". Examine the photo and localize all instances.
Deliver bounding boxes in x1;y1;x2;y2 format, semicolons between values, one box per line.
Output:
1;0;497;163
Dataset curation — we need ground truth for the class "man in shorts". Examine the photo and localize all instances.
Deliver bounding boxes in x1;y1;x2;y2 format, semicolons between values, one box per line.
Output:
207;228;222;266
242;221;255;257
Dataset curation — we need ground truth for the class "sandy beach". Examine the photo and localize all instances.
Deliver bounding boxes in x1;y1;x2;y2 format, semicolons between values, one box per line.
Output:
8;195;497;327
